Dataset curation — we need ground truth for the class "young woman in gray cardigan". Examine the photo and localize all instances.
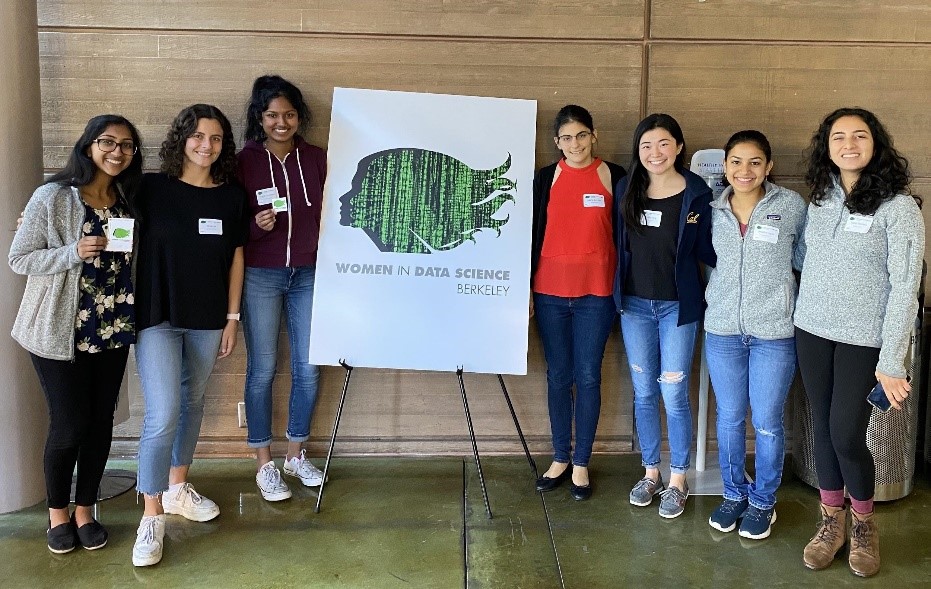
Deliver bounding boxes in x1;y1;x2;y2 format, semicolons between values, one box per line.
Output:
795;108;923;578
704;131;806;541
10;114;143;554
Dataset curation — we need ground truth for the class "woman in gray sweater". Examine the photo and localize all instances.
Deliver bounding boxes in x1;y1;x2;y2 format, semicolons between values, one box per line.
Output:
704;131;806;541
10;115;142;554
795;108;923;577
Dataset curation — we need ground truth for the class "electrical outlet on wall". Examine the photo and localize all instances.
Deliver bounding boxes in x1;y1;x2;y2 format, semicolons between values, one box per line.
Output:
237;401;247;428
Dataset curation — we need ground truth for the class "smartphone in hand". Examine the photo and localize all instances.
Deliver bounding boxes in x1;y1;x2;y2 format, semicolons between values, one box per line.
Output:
867;381;892;412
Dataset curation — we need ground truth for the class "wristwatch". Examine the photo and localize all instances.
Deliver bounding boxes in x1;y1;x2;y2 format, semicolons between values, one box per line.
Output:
226;313;241;321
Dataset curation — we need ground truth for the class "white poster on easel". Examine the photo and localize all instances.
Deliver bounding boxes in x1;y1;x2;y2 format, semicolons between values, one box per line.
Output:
309;88;536;375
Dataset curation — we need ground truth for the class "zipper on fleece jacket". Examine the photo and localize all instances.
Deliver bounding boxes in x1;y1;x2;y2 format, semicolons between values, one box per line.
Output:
266;150;293;267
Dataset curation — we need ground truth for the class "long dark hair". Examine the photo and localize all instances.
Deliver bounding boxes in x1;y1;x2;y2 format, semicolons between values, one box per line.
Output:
621;113;686;230
159;104;238;185
244;75;311;143
722;129;773;187
47;114;144;197
804;107;919;213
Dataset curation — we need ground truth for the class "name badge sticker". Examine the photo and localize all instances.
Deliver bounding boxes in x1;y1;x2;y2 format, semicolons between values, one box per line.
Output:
199;219;223;235
583;193;605;208
641;210;662;227
255;187;279;206
844;214;874;234
752;224;779;244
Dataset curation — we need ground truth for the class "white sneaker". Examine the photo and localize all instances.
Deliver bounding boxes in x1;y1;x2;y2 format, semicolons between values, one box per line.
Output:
132;514;165;567
161;482;220;522
283;450;325;487
256;461;292;501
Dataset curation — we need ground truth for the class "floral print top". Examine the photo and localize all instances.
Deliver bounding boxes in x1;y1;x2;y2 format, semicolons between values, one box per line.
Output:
74;200;135;352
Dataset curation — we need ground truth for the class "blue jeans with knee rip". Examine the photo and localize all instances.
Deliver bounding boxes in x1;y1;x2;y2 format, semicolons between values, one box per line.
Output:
621;296;698;474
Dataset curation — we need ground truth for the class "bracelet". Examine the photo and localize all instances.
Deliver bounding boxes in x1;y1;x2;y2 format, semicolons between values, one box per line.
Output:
226;313;241;321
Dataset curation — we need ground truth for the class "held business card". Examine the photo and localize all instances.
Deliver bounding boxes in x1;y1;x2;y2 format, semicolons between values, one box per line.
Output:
105;217;135;252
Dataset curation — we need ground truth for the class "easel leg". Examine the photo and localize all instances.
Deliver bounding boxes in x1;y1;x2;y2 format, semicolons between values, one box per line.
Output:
496;374;538;479
314;360;353;514
457;367;492;519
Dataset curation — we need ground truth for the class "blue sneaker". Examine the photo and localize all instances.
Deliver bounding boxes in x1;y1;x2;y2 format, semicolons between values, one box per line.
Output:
739;505;777;539
709;498;749;533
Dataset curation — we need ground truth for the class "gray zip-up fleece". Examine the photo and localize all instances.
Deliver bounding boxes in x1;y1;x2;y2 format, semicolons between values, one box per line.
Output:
705;182;807;340
794;180;924;378
9;182;85;360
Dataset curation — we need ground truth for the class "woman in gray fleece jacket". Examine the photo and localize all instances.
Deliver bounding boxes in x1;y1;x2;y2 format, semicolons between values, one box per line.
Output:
795;108;923;578
10;114;142;554
704;131;806;541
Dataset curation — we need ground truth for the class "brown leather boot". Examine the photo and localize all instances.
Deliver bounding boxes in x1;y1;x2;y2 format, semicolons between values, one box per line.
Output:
803;503;847;570
849;509;880;577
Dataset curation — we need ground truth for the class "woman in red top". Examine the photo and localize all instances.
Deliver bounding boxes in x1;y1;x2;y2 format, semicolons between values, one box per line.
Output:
530;105;626;500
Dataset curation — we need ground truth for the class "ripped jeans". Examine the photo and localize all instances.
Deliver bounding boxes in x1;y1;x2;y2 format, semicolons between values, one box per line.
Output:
705;333;796;509
621;296;698;475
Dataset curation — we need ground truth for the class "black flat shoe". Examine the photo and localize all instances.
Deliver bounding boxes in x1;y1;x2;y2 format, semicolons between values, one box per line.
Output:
73;513;108;550
47;519;77;554
570;482;593;501
535;468;571;492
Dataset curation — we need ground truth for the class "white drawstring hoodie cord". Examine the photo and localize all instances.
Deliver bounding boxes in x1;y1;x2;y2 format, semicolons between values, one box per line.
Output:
295;146;311;206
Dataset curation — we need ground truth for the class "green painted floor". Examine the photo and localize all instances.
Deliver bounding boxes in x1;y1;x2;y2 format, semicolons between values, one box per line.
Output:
1;456;929;588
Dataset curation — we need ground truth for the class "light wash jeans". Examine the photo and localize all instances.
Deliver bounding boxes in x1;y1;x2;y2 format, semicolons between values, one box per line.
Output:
534;293;617;467
135;322;222;495
242;266;320;448
705;333;796;510
620;296;698;474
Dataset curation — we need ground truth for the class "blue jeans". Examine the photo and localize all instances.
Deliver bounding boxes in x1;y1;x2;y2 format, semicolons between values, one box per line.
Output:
705;333;796;510
620;296;698;474
242;266;320;448
534;293;616;466
136;322;222;495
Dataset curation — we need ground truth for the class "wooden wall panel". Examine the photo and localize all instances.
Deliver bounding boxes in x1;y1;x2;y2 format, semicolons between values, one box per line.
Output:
647;44;931;178
38;0;645;39
39;32;642;172
651;0;931;42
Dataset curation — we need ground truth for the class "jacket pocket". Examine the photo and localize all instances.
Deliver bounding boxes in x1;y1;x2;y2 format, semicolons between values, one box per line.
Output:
29;285;50;328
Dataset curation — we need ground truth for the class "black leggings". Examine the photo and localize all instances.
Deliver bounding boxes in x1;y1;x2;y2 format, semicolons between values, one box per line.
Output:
795;328;878;501
30;348;129;508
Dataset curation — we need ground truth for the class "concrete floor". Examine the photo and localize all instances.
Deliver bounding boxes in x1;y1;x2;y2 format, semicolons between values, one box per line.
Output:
0;455;929;588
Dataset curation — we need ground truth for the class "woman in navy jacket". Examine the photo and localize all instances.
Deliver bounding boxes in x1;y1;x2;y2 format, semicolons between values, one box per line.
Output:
615;113;715;519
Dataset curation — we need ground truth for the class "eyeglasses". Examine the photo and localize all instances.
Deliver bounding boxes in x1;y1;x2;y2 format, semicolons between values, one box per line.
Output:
94;138;138;155
556;131;593;145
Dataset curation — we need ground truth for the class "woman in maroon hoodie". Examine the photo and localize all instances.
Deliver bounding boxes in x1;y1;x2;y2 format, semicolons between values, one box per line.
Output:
238;75;327;501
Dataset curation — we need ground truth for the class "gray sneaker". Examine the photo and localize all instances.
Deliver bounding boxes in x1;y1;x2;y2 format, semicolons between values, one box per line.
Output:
629;475;665;506
658;483;689;519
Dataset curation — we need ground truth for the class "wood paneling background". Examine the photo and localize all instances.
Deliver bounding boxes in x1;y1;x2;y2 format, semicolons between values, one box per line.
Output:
34;1;931;459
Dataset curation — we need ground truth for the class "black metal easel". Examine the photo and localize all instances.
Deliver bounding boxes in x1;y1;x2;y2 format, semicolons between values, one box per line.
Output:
314;361;537;518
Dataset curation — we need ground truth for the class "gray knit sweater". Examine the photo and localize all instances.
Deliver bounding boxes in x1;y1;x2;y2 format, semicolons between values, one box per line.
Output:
9;183;85;360
705;182;807;340
793;180;924;378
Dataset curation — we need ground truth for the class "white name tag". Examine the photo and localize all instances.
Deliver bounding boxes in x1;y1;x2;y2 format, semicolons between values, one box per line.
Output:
752;224;779;244
583;193;605;208
641;210;662;227
199;218;223;235
844;214;874;233
256;187;279;206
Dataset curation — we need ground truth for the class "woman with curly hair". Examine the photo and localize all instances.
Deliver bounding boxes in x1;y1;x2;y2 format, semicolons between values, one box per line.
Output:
795;108;923;577
131;104;248;567
10;114;142;553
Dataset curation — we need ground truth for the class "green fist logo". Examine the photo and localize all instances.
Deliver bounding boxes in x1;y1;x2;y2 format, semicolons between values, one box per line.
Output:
112;228;131;239
339;148;516;254
273;199;286;208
